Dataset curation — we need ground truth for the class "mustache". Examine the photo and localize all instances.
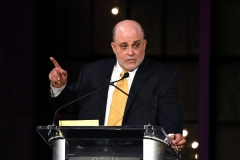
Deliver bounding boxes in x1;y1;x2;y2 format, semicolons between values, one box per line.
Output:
125;56;137;60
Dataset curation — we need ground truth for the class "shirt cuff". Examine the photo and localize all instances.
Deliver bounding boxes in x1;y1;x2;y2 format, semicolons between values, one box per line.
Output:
50;83;66;97
168;133;174;137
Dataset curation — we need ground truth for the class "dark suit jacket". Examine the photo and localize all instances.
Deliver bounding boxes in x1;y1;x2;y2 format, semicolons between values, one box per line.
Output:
50;57;183;134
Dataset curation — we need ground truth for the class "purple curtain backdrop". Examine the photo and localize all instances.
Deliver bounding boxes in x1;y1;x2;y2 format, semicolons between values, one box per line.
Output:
198;0;211;159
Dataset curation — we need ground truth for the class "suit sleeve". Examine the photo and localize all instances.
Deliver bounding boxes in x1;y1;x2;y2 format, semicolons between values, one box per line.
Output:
158;71;184;134
49;65;86;115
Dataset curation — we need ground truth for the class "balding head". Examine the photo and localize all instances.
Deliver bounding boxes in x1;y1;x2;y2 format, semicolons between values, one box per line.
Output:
111;20;147;71
112;20;145;42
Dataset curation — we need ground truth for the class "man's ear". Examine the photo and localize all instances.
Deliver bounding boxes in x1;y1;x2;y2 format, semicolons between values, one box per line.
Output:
143;39;147;50
111;42;116;54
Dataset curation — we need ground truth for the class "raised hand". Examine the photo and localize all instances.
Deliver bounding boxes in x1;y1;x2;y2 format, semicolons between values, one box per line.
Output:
48;57;68;88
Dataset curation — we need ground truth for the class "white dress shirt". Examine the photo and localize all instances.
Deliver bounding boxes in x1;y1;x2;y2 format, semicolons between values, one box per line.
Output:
104;61;138;125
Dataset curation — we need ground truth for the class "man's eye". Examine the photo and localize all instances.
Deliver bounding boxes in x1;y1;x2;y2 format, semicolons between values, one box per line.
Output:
133;44;140;48
121;45;127;49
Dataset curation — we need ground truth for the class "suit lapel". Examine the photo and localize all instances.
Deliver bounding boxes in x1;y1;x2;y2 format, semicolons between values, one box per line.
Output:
97;58;151;124
99;59;116;124
124;58;151;116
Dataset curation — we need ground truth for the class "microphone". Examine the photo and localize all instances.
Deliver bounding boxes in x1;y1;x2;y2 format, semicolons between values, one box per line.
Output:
106;72;129;82
106;74;154;126
51;72;129;126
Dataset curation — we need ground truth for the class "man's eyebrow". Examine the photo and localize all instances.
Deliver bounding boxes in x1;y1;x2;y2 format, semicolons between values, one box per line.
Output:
133;40;141;43
119;40;141;45
119;42;128;45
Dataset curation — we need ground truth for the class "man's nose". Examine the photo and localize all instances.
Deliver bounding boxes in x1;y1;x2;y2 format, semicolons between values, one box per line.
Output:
127;46;134;55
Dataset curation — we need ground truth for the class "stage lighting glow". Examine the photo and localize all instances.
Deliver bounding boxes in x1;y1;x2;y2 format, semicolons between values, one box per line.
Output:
191;141;199;149
111;7;119;15
183;129;188;137
195;154;198;159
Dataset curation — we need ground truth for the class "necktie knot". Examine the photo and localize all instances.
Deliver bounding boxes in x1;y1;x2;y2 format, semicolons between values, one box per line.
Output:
120;71;127;77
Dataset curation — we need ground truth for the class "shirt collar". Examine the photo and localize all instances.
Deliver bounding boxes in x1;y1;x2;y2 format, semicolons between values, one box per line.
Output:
116;60;138;78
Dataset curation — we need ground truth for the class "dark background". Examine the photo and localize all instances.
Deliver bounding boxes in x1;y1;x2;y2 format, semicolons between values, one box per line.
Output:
1;0;240;159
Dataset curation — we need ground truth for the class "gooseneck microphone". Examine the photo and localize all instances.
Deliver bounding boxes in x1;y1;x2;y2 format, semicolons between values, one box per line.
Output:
51;72;130;126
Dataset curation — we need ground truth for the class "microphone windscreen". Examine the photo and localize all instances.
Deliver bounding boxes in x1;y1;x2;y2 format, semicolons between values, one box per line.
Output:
124;72;129;78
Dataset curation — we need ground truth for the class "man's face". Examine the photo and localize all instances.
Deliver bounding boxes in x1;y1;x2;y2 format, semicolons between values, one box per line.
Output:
111;26;147;72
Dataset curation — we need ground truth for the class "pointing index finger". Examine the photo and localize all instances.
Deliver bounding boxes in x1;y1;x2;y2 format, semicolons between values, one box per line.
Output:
50;57;61;68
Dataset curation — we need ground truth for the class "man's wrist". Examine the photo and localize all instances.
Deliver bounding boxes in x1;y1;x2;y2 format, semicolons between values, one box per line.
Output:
50;83;66;97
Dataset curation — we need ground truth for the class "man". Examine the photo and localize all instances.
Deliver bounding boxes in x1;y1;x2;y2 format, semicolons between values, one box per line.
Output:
49;20;186;152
